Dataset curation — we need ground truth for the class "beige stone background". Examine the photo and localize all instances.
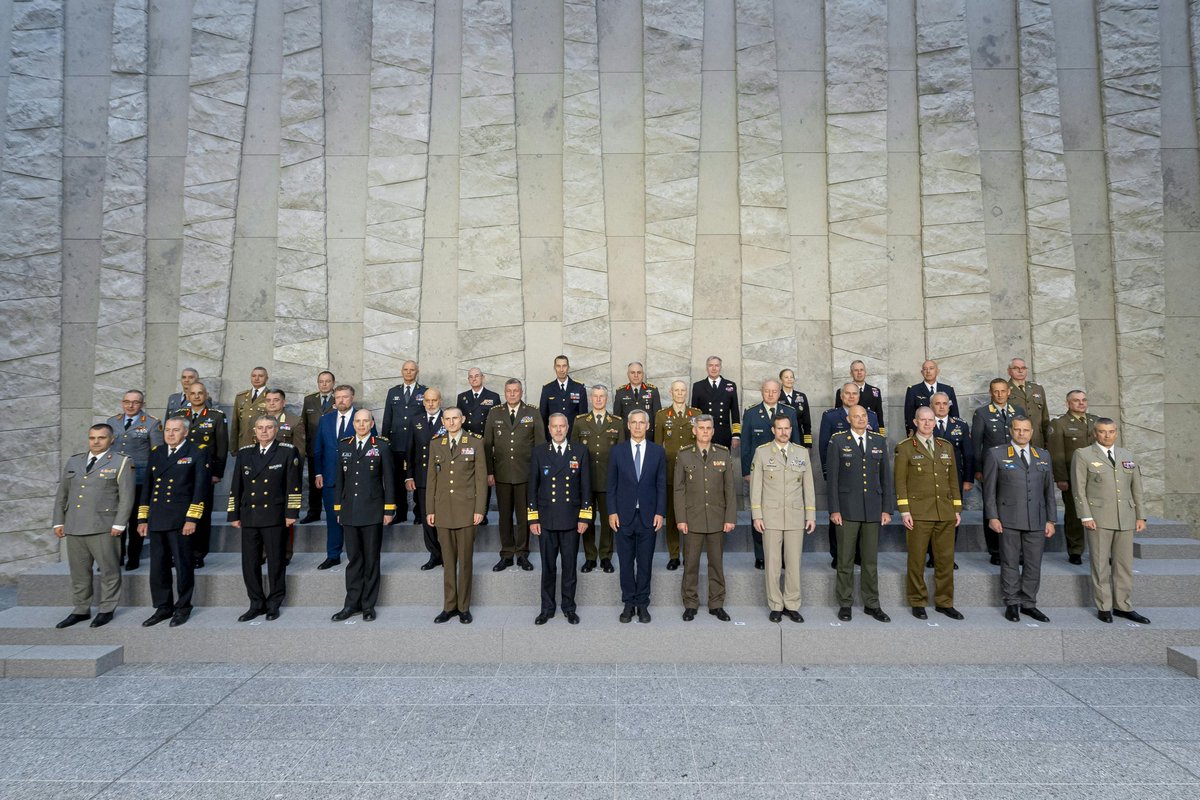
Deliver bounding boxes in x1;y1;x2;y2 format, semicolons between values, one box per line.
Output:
0;0;1196;576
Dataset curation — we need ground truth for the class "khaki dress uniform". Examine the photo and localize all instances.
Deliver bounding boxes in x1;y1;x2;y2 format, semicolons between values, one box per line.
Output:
749;442;816;613
1072;444;1145;614
1047;412;1098;557
654;406;701;561
427;433;489;615
894;435;962;608
673;443;737;610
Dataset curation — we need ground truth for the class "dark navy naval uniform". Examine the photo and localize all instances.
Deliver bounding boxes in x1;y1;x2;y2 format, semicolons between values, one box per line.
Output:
456;386;502;522
381;382;427;522
539;377;588;438
931;414;973;561
408;413;445;562
169;406;228;563
835;382;886;437
107;412;164;567
780;389;814;447
825;429;894;611
228;442;302;615
527;441;593;616
335;435;396;615
139;441;209;617
690;377;741;448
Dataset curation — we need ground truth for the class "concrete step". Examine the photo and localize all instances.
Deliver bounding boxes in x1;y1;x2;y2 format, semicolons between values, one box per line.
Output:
17;551;1200;609
0;604;1193;665
0;643;123;677
1134;537;1200;559
1167;646;1200;677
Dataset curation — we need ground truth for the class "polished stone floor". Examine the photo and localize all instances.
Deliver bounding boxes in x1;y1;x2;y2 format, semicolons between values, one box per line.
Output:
0;662;1197;799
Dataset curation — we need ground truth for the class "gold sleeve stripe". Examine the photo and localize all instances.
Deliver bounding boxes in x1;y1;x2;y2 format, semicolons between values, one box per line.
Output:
953;500;962;507
878;427;887;436
803;435;812;445
731;423;742;434
137;505;150;520
896;499;909;506
527;510;540;521
384;504;396;511
579;509;593;520
186;504;205;519
333;504;342;512
227;497;236;512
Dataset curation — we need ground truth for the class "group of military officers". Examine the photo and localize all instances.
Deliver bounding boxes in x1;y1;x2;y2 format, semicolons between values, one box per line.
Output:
51;353;1149;630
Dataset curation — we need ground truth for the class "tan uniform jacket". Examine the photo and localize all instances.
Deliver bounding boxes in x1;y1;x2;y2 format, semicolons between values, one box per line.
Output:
1072;444;1144;531
427;433;489;528
53;452;135;534
674;444;737;533
749;442;816;530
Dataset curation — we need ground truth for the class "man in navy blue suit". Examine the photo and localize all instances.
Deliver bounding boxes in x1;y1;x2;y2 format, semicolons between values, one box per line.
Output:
312;384;374;570
606;408;666;624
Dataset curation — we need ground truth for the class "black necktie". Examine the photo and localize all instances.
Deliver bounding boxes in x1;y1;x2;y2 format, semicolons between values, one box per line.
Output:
1020;449;1028;467
357;440;364;455
937;420;945;436
337;415;347;438
86;456;97;472
1107;450;1115;467
404;386;411;403
702;449;707;462
261;447;268;457
429;416;435;428
124;418;132;430
168;448;176;459
510;408;516;423
859;436;866;456
251;390;258;402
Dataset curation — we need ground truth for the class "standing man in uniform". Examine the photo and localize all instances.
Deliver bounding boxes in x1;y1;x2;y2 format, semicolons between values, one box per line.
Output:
1006;358;1050;447
826;405;893;623
231;366;271;450
228;416;302;621
572;384;622;573
457;367;501;524
165;367;210;416
137;417;208;627
427;407;488;624
612;362;662;441
674;415;737;622
51;424;135;628
835;360;887;436
169;382;227;569
538;355;588;439
983;416;1056;623
607;409;666;624
778;368;813;448
903;360;960;435
265;389;306;561
485;378;545;571
750;415;816;623
313;385;372;570
691;355;741;448
740;379;800;571
1073;418;1150;625
406;388;445;570
1048;390;1098;565
107;389;164;570
654;380;700;570
528;412;592;625
930;391;971;569
818;383;881;569
972;378;1025;565
895;407;963;620
300;370;335;523
381;360;426;525
331;409;395;622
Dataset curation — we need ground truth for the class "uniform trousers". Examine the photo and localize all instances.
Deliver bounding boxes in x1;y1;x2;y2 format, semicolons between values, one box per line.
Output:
537;528;580;614
390;451;410;522
1000;527;1045;607
120;483;146;564
762;528;802;611
305;453;323;519
681;530;725;609
343;523;383;611
321;489;343;559
437;526;475;613
1086;527;1134;612
1060;486;1085;556
835;521;879;608
583;491;613;561
411;484;441;560
66;533;122;614
495;482;530;558
240;525;287;612
662;458;681;559
906;520;955;607
983;526;1000;558
148;528;195;612
827;523;862;566
193;483;215;558
615;521;655;607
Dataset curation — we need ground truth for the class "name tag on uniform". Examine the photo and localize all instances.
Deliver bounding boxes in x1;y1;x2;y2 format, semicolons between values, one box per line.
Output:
269;463;282;470
871;447;883;455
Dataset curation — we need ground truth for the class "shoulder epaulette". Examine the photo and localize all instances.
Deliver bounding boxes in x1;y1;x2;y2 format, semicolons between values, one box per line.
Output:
756;441;774;450
611;413;623;420
470;432;483;439
645;382;657;389
713;443;730;452
239;443;255;450
278;442;295;449
339;436;354;443
375;435;390;444
575;412;590;419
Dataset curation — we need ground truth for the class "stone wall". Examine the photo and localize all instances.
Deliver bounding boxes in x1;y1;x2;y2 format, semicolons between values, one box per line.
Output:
2;0;1199;574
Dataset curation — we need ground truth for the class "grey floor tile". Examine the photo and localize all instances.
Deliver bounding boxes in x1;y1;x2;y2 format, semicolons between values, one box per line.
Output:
0;738;164;781
439;663;501;677
450;740;538;783
485;677;550;705
1098;705;1200;740
399;705;479;740
690;740;781;782
532;739;615;782
543;704;616;742
95;783;279;800
442;783;528;800
120;739;314;782
615;664;677;677
676;678;759;706
373;663;447;677
1149;741;1200;779
528;782;614;800
222;676;364;706
556;663;616;677
615;705;687;739
0;782;107;800
550;677;617;705
95;677;248;705
1031;663;1192;680
613;739;696;782
616;677;682;706
349;784;454;800
1052;679;1200;707
777;705;1135;742
176;704;276;739
470;704;547;739
325;704;414;740
497;663;560;677
683;704;763;740
676;663;795;677
614;781;722;799
104;663;262;678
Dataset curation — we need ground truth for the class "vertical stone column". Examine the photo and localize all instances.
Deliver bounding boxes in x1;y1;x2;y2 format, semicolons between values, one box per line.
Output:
92;0;148;416
361;0;434;401
459;0;524;383
175;0;256;402
1097;0;1165;510
916;0;997;406
643;0;702;386
736;0;793;404
1016;0;1086;405
272;0;328;394
0;0;64;573
825;0;888;402
561;0;611;388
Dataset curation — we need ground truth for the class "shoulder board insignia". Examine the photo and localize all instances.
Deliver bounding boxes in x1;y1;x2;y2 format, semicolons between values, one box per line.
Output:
645;382;657;389
239;444;255;450
278;442;294;449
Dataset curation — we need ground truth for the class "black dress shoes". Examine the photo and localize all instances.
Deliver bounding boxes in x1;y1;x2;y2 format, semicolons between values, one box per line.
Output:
1097;610;1113;623
363;609;376;621
838;607;852;622
566;612;580;624
55;613;90;629
864;607;890;623
1004;604;1020;622
332;607;359;622
459;611;473;624
710;608;731;621
434;610;457;623
1068;554;1083;565
492;557;513;572
169;610;190;627
935;606;964;620
317;557;340;570
581;560;597;573
754;559;764;570
619;605;634;623
516;556;534;571
1021;607;1050;623
535;612;553;625
238;608;265;622
420;559;443;571
682;607;697;621
601;558;615;573
1114;609;1151;624
265;610;280;621
90;612;114;628
636;607;651;624
193;556;205;569
142;610;173;627
911;606;928;620
666;558;680;571
784;610;803;623
299;513;320;524
769;610;783;623
989;554;1001;566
